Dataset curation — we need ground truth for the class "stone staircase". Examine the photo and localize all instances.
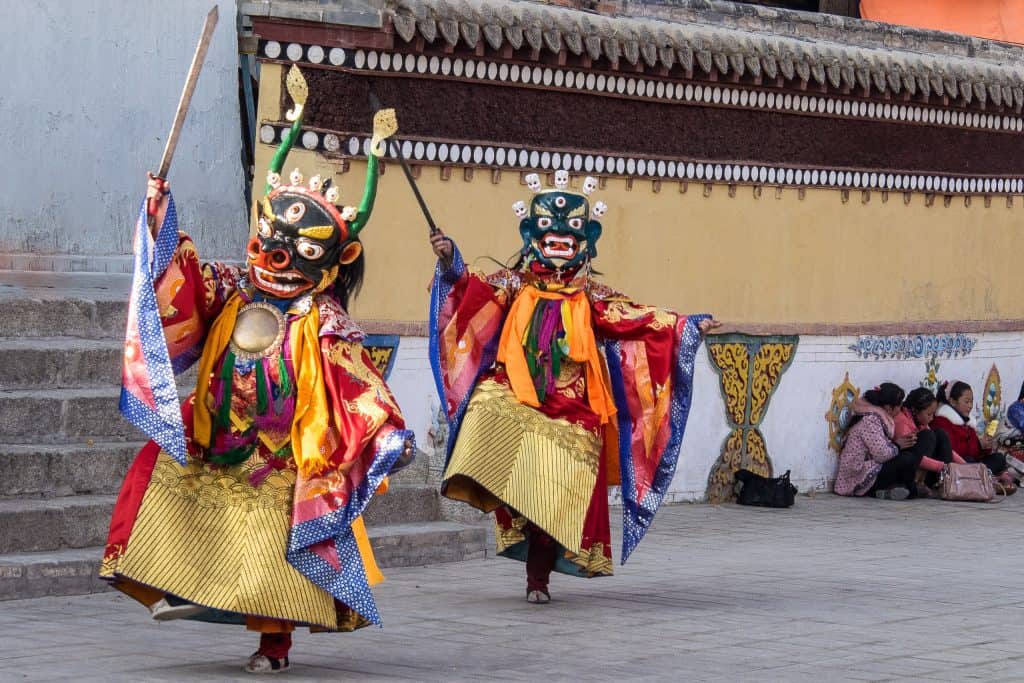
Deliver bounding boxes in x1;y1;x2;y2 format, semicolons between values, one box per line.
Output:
0;277;487;601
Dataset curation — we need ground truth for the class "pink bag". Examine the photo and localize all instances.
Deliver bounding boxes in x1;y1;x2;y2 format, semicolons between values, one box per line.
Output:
939;463;995;502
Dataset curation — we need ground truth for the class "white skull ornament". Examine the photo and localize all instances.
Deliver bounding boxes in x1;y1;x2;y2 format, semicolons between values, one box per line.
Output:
582;176;598;195
512;200;528;218
592;201;608;219
554;170;569;189
524;173;542;193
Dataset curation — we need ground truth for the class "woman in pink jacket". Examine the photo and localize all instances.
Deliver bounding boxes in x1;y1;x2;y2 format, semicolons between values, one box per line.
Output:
893;387;965;490
834;383;948;499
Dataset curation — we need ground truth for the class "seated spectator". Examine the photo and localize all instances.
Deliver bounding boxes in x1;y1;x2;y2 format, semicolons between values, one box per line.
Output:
894;387;965;491
995;381;1024;481
834;383;947;500
932;380;1017;494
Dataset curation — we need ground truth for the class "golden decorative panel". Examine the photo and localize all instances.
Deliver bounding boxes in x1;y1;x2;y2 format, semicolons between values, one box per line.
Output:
704;335;798;504
707;343;749;425
750;344;796;424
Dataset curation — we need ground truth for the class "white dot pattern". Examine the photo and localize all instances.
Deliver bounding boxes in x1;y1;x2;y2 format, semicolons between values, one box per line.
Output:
121;194;188;464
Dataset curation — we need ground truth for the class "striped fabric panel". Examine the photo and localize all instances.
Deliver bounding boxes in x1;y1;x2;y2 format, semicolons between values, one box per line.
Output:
114;455;336;629
444;380;600;555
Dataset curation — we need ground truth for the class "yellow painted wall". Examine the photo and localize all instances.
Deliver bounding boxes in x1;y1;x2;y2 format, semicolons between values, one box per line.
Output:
256;65;1024;325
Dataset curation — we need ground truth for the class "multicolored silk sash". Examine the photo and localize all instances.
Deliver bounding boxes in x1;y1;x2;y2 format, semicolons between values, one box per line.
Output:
497;285;616;426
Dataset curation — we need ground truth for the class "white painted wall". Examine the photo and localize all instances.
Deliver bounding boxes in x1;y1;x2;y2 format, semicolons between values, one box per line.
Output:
387;332;1024;502
756;332;1024;497
386;337;441;457
0;0;246;270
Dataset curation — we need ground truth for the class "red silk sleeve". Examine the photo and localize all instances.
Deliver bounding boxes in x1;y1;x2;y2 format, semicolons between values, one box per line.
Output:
321;338;407;471
591;298;681;389
152;233;243;364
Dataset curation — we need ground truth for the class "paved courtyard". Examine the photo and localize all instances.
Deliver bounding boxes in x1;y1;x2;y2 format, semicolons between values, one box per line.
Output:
3;494;1023;682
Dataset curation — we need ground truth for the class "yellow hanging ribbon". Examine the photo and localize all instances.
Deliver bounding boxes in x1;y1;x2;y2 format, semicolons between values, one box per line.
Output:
288;304;331;477
193;294;244;448
351;516;384;586
497;286;617;425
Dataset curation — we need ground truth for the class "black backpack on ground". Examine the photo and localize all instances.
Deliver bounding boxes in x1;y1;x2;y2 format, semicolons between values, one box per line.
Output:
734;469;797;508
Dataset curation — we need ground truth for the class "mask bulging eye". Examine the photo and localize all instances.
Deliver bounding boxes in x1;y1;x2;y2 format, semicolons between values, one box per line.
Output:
295;239;325;260
537;217;553;229
258;218;273;237
285;202;306;223
568;218;583;230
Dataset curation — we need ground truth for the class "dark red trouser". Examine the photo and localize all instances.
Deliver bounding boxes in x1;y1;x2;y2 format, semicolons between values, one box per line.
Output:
259;632;292;659
526;527;558;593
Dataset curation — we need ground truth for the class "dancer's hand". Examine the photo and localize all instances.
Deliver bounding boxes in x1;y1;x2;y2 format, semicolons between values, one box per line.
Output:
429;229;453;269
699;318;722;336
146;172;169;236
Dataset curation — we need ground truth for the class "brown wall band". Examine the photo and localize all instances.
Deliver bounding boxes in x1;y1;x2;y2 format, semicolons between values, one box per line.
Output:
303;69;1024;176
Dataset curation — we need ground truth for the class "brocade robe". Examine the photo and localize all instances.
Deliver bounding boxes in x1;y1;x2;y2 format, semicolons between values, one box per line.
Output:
429;242;708;576
103;216;410;631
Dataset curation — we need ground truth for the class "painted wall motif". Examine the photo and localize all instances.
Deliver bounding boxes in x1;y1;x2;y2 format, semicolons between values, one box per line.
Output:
703;334;797;503
363;334;400;380
826;372;860;455
982;364;1002;423
921;356;942;394
848;334;976;360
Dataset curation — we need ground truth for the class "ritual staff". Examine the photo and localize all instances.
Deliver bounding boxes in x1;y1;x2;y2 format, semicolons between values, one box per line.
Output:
427;170;717;603
101;67;413;673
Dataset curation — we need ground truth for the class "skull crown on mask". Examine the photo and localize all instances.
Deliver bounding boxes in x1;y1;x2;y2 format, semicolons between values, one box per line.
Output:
514;174;605;274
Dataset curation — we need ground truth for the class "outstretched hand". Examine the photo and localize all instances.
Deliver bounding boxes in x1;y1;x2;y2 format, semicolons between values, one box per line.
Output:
699;318;722;336
429;229;453;268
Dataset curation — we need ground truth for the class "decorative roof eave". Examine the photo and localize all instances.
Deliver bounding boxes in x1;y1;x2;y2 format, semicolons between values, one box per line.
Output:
242;0;1024;111
380;0;1024;111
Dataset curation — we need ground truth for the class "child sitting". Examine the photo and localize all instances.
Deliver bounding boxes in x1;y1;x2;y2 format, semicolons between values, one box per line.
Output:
893;387;965;493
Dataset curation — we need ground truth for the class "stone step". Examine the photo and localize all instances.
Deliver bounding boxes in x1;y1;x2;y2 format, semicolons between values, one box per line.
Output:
0;485;441;554
0;547;110;601
0;441;429;498
362;484;439;526
0;387;134;443
0;442;141;497
0;337;124;390
365;521;488;568
387;447;430;486
0;495;114;554
0;294;127;340
0;521;489;601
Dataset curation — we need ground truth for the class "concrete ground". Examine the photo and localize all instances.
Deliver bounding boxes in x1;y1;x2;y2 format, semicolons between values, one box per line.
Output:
3;493;1023;682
